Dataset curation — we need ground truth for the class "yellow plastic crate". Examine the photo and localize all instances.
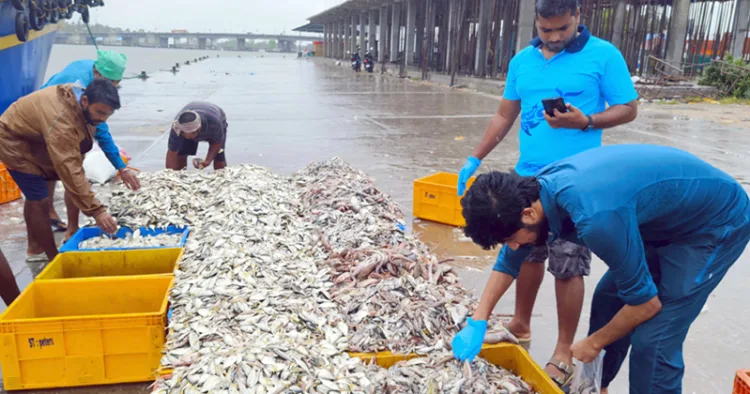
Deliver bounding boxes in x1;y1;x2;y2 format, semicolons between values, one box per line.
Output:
347;349;423;368
35;248;183;280
349;344;562;394
0;276;173;391
413;172;476;227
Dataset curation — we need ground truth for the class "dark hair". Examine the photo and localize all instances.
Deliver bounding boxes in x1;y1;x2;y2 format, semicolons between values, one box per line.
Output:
461;172;541;250
535;0;578;19
178;111;197;123
83;78;121;110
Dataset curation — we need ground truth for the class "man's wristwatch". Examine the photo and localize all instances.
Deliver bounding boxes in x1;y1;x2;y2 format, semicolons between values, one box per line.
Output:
582;115;594;131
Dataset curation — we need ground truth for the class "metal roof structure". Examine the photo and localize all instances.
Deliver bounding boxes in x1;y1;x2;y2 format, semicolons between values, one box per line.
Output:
309;0;390;24
293;23;325;34
307;0;736;24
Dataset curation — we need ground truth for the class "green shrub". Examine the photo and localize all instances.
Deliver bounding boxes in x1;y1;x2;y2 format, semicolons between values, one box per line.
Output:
698;56;750;99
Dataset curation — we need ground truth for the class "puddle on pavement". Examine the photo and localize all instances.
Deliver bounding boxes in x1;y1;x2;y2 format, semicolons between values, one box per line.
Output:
412;219;495;270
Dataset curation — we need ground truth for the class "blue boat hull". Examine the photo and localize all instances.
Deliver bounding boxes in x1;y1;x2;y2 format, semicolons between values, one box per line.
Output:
0;1;57;115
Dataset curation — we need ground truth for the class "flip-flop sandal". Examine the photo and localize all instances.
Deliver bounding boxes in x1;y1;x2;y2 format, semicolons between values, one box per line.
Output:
502;321;532;344
50;218;68;232
546;357;575;392
25;253;49;263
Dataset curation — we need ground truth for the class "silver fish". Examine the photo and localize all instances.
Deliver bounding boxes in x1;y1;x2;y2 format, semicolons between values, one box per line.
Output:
98;160;523;393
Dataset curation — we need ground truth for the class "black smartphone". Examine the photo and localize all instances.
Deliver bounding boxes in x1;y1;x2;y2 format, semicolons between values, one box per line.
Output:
542;97;567;117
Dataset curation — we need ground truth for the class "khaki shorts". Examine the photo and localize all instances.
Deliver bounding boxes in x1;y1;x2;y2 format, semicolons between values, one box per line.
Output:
526;238;591;279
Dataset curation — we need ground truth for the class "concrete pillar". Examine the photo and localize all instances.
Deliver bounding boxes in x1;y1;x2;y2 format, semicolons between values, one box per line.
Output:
424;0;436;69
665;0;690;69
335;21;340;57
333;21;338;57
341;19;351;59
326;22;336;57
611;0;627;50
328;22;338;58
198;37;207;50
360;12;367;51
379;5;388;61
369;9;378;53
333;22;339;57
445;0;455;71
324;24;328;57
391;2;402;62
461;18;470;68
475;0;490;76
237;38;246;51
406;0;417;66
515;0;535;53
500;1;516;68
159;36;169;48
416;1;425;65
351;14;359;55
339;20;345;58
123;36;133;46
731;0;750;58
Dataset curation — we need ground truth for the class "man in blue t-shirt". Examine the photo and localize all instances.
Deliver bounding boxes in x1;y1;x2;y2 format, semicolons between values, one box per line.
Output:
452;144;750;394
455;0;638;388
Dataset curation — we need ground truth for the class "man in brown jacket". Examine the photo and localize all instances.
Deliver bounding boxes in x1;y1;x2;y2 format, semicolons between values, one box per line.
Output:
0;79;120;262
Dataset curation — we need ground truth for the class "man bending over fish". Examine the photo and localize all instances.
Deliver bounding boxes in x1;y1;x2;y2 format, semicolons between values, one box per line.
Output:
166;102;228;171
0;79;122;263
451;144;750;394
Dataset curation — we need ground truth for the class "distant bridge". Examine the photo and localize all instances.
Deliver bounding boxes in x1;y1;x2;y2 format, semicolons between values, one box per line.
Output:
55;31;323;51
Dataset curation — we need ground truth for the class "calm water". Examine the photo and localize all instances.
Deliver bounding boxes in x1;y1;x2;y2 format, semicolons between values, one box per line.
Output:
46;44;233;80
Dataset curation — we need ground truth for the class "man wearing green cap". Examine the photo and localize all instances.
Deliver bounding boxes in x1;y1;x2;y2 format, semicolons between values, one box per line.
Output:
38;49;139;250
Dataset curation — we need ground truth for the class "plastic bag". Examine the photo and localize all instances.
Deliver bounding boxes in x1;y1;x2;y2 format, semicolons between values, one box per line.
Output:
83;150;117;184
570;350;606;394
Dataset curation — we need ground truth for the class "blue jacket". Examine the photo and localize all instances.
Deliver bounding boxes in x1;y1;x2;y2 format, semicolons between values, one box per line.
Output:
494;144;749;305
42;60;126;170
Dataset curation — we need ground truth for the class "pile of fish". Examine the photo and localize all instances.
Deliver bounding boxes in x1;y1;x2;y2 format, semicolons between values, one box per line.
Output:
78;230;183;249
293;159;514;354
364;352;533;393
98;159;530;393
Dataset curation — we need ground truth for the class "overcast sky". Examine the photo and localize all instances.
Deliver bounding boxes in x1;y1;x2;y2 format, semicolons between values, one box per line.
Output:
85;0;347;34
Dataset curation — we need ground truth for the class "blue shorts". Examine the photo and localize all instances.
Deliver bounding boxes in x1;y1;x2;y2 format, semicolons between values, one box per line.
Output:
7;170;49;201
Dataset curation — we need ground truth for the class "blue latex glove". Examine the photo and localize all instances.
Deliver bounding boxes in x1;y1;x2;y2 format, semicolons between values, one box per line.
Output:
452;317;487;361
457;156;482;196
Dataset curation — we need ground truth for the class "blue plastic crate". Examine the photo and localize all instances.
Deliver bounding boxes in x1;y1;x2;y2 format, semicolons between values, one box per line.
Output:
59;225;190;253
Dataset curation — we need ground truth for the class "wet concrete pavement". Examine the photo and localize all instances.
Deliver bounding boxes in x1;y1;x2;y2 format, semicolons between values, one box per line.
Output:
1;51;749;393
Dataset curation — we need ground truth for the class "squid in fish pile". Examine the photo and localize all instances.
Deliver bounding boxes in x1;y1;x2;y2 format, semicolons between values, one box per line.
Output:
295;159;518;355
